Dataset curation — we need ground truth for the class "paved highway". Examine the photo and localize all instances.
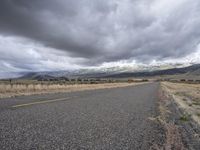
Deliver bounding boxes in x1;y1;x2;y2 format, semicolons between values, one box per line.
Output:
0;83;164;149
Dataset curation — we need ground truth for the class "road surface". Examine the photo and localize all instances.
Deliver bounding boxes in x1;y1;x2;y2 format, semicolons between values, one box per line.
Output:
0;83;164;149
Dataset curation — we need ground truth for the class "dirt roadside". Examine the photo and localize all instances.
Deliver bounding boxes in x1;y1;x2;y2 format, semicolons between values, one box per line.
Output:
157;82;200;150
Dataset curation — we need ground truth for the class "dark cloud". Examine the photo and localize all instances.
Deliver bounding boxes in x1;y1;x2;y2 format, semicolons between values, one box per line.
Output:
0;0;200;71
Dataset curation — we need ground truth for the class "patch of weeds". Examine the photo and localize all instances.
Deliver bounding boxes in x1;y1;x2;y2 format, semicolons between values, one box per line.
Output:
182;98;187;101
175;92;183;96
180;113;191;122
192;102;200;105
188;103;193;107
197;113;200;117
193;97;199;101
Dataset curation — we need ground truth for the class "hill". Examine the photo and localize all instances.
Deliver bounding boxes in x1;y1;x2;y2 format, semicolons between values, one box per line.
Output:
17;64;200;80
105;64;200;78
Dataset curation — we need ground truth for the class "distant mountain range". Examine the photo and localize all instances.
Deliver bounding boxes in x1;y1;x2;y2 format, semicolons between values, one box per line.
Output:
105;64;200;78
20;64;200;80
1;64;200;80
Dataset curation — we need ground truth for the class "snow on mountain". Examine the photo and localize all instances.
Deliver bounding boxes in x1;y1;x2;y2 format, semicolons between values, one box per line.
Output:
0;62;196;79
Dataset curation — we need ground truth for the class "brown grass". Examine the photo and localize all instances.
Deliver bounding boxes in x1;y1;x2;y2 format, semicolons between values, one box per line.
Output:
162;82;200;125
0;82;146;99
152;85;186;150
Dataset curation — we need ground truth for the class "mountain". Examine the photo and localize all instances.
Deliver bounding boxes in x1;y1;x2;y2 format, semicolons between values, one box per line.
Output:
1;64;200;80
16;64;200;80
186;68;200;76
105;64;200;78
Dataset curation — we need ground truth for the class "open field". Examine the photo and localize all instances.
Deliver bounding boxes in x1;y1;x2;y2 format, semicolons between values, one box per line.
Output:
161;82;200;125
0;81;147;99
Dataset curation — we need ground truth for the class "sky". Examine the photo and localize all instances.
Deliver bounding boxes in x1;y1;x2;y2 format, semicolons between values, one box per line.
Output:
0;0;200;73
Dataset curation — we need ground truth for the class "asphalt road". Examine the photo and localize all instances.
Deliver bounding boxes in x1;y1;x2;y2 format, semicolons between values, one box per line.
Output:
0;82;164;150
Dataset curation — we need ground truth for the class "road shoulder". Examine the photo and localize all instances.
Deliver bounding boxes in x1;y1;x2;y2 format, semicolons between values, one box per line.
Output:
159;82;200;149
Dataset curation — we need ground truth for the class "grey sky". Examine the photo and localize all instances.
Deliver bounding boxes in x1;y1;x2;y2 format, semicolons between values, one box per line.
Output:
0;0;200;72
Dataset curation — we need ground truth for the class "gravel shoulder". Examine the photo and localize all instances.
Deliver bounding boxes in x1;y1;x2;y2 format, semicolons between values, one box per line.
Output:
160;82;200;149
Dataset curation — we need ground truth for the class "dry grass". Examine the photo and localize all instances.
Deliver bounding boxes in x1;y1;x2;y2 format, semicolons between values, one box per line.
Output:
153;85;186;150
0;82;146;99
162;82;200;125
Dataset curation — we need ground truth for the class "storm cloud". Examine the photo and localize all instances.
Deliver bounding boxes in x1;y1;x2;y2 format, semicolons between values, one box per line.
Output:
0;0;200;71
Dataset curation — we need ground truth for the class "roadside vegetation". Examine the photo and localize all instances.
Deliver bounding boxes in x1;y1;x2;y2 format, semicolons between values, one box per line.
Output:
162;82;200;125
149;80;200;149
0;78;148;99
148;85;185;150
158;81;200;149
